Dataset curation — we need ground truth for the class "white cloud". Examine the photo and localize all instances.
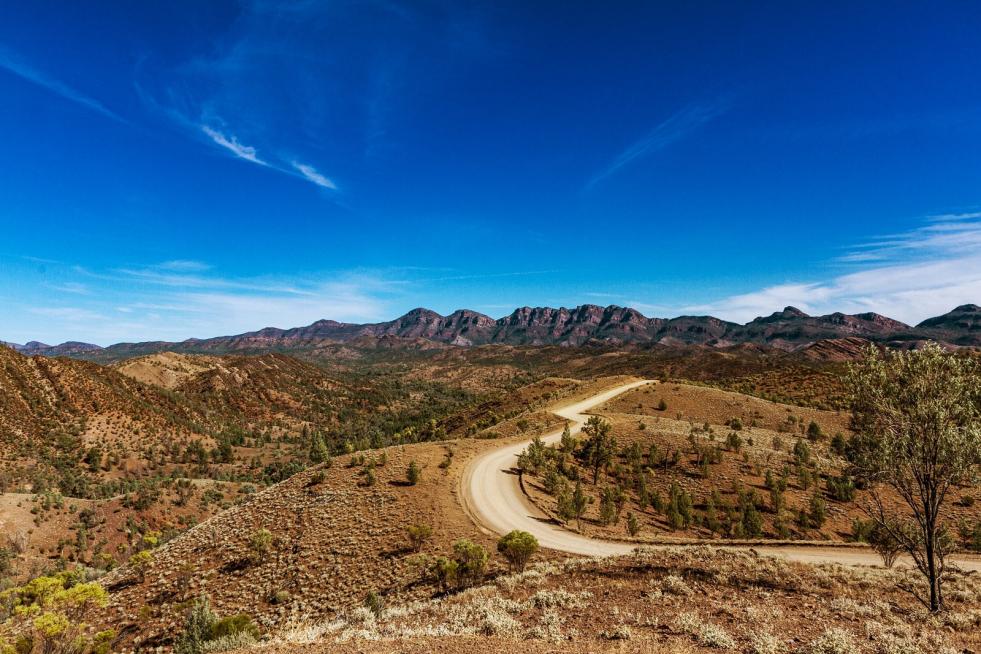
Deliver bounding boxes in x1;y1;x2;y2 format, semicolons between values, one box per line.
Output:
292;162;337;190
586;99;730;189
6;263;403;345
0;48;126;123
29;307;107;322
156;260;212;272
691;215;981;325
202;126;267;165
46;282;90;295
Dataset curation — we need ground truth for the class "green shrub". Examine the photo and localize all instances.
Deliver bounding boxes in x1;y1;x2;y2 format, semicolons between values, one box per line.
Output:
406;460;421;485
210;614;259;640
452;539;488;588
406;523;433;552
806;421;824;441
364;590;384;618
249;528;273;564
809;493;826;528
432;556;457;592
174;595;217;654
826;475;856;502
626;512;640;537
496;530;538;573
830;433;846;456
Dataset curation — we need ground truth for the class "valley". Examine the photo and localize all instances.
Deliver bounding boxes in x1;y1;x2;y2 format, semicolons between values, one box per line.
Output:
1;317;980;653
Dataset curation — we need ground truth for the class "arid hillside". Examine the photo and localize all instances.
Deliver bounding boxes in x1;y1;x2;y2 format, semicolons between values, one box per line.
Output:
0;345;497;577
254;547;981;654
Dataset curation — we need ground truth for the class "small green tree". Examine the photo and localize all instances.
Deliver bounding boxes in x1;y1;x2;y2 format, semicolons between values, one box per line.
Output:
569;481;590;530
431;556;457;592
869;521;904;568
406;523;433;552
626;512;640;536
174;595;217;654
742;503;764;537
248;528;273;564
806;421;824;441
364;590;384;618
560;423;577;453
452;539;488;588
308;432;330;464
579;416;616;484
809;492;826;529
407;460;421;485
496;530;538;573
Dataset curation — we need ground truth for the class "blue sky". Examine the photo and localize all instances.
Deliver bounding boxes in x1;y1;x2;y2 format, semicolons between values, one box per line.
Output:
2;1;981;345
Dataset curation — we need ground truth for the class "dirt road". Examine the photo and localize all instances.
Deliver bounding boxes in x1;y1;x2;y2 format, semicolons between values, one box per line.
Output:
461;379;981;571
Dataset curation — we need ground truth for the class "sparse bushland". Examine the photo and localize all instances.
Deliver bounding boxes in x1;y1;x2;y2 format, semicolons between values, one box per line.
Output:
847;343;981;612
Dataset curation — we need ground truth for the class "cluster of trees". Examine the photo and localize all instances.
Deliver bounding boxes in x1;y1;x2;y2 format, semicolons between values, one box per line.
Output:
403;525;539;596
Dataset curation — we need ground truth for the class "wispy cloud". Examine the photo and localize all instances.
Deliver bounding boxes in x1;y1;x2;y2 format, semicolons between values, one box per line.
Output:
292;162;337;189
202;126;267;165
689;214;981;325
156;260;212;273
586;99;730;189
6;258;404;344
45;282;90;295
0;47;126;123
198;124;343;192
837;211;981;263
29;307;107;322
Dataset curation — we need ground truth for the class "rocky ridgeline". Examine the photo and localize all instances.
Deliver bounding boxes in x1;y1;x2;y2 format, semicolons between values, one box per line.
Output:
22;304;981;362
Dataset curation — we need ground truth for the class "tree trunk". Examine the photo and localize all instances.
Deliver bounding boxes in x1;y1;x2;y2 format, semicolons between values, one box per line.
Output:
925;513;941;612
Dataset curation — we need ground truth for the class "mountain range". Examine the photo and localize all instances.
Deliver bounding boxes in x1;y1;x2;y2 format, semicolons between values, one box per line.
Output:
5;303;981;361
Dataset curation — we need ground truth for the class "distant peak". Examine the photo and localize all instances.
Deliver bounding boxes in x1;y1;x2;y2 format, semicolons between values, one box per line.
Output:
398;307;443;321
781;306;809;318
953;303;981;312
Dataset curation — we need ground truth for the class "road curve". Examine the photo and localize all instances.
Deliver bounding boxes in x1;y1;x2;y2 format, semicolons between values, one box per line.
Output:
461;379;981;571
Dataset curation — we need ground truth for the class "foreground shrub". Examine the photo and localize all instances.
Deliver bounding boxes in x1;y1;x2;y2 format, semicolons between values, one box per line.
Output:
406;460;421;485
248;528;273;564
406;523;433;552
175;595;259;654
0;570;110;654
807;628;858;654
497;530;538;573
453;539;488;589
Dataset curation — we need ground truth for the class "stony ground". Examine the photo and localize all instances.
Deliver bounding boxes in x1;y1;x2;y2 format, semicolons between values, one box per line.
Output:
249;546;981;654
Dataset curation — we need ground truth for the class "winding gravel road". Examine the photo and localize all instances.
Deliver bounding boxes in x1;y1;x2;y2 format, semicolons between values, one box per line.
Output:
461;379;981;571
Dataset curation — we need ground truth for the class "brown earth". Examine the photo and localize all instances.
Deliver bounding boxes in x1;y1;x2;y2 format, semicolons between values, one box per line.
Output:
248;546;981;654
